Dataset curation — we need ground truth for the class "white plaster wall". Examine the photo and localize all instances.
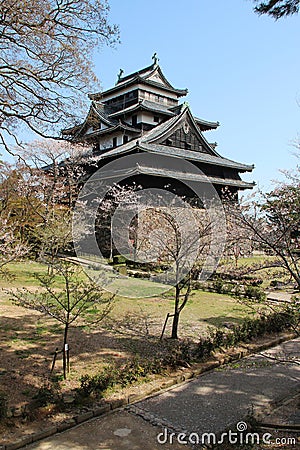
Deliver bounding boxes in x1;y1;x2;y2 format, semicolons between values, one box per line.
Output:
98;132;130;149
140;111;159;124
102;83;178;102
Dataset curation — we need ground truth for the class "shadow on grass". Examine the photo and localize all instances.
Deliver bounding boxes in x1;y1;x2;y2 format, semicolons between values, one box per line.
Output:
202;315;247;328
0;306;258;410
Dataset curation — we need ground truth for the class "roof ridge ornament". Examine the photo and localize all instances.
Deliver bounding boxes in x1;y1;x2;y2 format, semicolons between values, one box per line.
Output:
152;52;159;66
116;68;124;85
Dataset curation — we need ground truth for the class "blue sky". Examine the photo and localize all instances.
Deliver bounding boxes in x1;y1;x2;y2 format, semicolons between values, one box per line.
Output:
93;0;300;191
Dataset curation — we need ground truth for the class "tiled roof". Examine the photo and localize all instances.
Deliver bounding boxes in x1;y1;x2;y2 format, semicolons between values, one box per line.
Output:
91;140;254;172
89;64;187;100
81;123;140;140
142;105;219;156
85;162;254;189
141;113;183;142
116;64;155;85
140;144;254;171
194;116;219;130
108;100;175;118
88;106;254;172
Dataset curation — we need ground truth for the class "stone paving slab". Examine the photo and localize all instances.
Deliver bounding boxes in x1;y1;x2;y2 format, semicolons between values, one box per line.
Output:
22;410;183;450
133;338;300;437
266;292;293;303
11;337;300;449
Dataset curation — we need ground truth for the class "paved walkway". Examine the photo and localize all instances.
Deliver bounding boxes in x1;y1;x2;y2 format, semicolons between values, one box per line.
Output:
24;338;300;449
266;291;294;303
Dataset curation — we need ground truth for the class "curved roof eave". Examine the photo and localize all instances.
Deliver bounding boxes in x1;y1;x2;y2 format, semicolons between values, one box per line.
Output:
92;140;254;172
108;100;175;119
88;75;187;100
87;163;255;190
194;117;220;130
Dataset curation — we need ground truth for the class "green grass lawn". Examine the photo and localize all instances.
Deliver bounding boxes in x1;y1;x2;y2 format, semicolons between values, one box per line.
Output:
0;260;70;289
0;260;49;288
0;259;285;409
108;289;253;339
1;260;254;338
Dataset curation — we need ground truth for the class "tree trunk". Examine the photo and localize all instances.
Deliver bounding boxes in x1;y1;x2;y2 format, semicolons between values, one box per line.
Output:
171;285;180;339
171;311;180;339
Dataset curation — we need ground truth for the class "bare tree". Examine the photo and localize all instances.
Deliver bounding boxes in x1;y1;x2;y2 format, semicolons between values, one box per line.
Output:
0;0;119;154
225;209;253;268
15;139;91;259
136;205;213;339
107;188;215;339
0;139;94;269
11;260;114;379
225;168;300;289
0;219;28;277
0;161;29;276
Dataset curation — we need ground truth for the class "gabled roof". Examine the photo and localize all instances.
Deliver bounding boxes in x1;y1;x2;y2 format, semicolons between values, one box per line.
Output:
118;64;180;91
62;103;117;138
143;104;219;156
89;63;188;101
84;105;253;173
92;103;116;127
86;108;254;173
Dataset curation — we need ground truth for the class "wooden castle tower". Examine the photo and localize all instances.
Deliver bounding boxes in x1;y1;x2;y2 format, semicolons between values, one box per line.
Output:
63;54;254;199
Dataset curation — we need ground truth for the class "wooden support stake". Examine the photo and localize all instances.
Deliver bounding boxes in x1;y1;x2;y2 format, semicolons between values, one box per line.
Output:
160;313;175;340
50;347;60;374
67;347;70;374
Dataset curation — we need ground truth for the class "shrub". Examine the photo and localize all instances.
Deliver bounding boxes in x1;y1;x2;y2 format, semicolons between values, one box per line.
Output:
195;307;299;359
78;306;299;400
113;255;127;265
244;285;266;301
113;264;127;275
118;359;147;387
79;366;115;397
32;384;58;407
212;278;225;294
161;339;193;368
78;357;162;398
211;329;226;348
195;338;214;360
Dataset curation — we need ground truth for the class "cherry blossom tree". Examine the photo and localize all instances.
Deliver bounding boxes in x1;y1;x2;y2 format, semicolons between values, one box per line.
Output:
0;161;29;276
225;167;300;289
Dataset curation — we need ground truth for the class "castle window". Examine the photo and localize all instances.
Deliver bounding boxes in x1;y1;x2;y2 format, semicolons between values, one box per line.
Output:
113;137;117;147
185;142;192;150
132;115;137;126
123;135;129;144
93;142;100;153
153;116;160;123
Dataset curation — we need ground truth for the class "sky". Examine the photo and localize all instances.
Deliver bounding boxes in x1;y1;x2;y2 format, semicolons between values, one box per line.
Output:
92;0;300;191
